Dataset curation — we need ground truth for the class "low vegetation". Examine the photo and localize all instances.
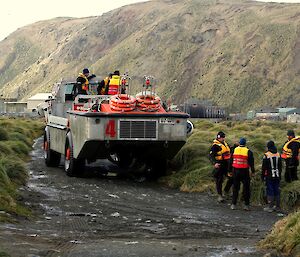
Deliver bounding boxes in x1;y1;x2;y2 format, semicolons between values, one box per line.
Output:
0;117;43;222
259;210;300;256
161;120;300;255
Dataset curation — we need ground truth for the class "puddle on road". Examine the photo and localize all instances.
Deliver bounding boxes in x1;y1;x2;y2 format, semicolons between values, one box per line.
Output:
30;137;44;160
207;244;257;257
27;182;60;201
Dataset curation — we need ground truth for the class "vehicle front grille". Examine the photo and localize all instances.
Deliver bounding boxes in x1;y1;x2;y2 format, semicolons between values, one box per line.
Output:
119;120;157;139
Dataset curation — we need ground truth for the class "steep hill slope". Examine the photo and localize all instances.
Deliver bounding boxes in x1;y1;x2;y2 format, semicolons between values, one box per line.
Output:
1;0;300;111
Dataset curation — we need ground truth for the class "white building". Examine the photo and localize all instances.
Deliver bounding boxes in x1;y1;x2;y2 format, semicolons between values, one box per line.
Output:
27;93;52;111
287;114;300;123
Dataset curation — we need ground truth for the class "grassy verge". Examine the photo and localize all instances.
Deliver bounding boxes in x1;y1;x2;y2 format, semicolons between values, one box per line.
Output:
0;117;44;222
259;210;300;256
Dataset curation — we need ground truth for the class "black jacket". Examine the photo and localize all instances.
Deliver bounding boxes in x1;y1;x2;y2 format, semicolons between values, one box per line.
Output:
76;74;96;95
283;140;300;167
209;140;230;165
261;149;282;180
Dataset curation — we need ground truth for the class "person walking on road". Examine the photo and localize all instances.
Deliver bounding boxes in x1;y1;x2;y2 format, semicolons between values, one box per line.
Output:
230;138;255;211
261;141;282;212
281;130;300;183
209;131;231;203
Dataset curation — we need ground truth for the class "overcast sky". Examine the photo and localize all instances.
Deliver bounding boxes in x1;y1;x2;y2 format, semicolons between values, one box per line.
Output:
1;0;147;41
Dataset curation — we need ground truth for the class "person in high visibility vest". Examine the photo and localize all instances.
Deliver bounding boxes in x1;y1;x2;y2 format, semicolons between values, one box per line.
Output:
230;138;255;211
97;73;112;95
281;130;300;183
76;68;96;96
261;140;282;213
107;70;121;95
209;131;231;203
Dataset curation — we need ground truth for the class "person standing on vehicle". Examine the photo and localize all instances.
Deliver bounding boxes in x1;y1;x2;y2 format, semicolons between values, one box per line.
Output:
107;70;121;95
281;130;300;183
262;140;282;212
230;138;255;211
97;73;112;95
209;131;231;203
76;68;96;95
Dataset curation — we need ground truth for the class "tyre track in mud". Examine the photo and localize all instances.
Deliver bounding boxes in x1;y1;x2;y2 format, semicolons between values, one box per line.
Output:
0;137;281;257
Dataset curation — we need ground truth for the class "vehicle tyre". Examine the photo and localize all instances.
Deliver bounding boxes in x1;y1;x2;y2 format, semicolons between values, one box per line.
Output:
187;120;194;136
147;158;167;179
64;133;85;177
44;130;61;167
118;151;135;169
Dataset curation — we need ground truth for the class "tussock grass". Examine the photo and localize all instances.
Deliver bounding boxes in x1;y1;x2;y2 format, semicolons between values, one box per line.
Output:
259;210;300;256
0;117;43;221
281;181;300;210
0;128;9;141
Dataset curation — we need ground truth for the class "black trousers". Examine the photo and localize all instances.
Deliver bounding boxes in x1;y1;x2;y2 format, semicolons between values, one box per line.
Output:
284;160;298;182
224;176;233;193
213;163;228;195
232;168;251;206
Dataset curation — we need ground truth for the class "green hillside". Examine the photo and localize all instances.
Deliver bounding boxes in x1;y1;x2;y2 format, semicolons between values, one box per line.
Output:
0;0;300;111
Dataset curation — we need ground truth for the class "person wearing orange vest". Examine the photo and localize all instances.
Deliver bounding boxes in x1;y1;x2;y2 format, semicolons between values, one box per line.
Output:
261;140;282;212
97;73;112;95
107;70;121;95
209;131;231;203
230;138;255;211
76;68;96;96
281;130;300;183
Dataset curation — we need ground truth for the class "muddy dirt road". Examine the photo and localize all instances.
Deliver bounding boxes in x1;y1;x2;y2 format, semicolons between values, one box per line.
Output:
0;138;280;257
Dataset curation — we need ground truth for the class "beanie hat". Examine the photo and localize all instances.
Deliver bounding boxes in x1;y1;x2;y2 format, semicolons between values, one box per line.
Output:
83;68;90;74
287;130;295;137
239;138;246;146
267;140;277;152
217;131;226;139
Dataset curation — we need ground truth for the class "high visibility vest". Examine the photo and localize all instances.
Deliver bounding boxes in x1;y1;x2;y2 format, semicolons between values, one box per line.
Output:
212;139;231;161
281;137;300;159
232;146;249;168
108;75;120;95
264;151;280;178
78;73;89;91
101;77;110;95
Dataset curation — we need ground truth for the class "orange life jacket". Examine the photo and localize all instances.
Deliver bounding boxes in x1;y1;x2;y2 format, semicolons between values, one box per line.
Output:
232;146;249;168
212;139;231;161
78;73;89;91
101;77;110;95
281;137;300;159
